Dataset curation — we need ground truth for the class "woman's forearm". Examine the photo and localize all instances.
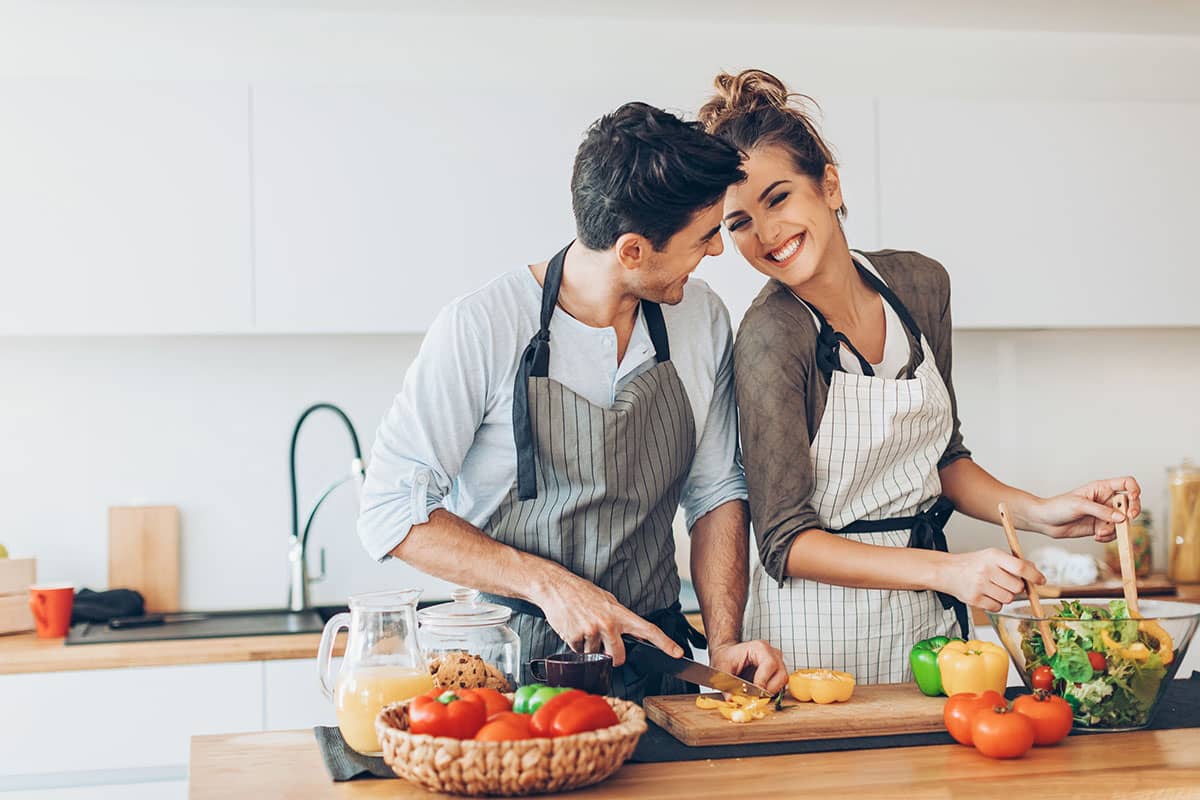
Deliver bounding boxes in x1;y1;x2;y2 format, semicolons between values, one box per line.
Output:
939;458;1043;531
783;528;952;592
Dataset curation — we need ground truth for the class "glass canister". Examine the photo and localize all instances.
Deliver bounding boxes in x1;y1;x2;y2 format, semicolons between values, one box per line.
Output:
418;588;520;692
1104;509;1153;577
1168;460;1200;584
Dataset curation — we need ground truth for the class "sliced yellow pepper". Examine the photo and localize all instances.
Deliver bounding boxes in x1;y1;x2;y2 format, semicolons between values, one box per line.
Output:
787;669;856;704
695;694;775;723
936;640;1008;696
1100;622;1173;665
1138;620;1175;665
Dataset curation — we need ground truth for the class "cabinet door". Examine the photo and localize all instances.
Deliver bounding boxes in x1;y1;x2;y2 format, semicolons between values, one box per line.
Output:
0;663;262;775
252;83;602;333
263;657;339;731
698;96;880;328
878;98;1200;327
0;80;252;334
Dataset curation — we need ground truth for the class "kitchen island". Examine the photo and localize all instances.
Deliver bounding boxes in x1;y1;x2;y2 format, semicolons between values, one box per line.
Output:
190;726;1200;799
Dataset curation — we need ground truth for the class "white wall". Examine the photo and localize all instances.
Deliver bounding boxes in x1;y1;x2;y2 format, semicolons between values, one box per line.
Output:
1;2;1198;607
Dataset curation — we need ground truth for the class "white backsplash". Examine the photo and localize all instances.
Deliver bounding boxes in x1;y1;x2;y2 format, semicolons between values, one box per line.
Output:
1;327;1197;609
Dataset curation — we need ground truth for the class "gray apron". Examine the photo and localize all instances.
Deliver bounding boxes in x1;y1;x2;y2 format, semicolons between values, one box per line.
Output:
482;241;702;702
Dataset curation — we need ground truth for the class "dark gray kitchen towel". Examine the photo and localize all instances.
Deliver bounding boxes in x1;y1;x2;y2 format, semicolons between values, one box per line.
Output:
313;726;393;781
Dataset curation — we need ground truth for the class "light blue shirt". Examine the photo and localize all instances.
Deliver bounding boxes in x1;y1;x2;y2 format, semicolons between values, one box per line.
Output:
358;267;748;562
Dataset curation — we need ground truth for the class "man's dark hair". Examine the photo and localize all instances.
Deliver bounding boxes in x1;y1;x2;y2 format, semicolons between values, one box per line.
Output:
571;102;745;252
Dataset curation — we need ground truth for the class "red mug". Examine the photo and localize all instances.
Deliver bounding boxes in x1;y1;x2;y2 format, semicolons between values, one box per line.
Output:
29;585;74;638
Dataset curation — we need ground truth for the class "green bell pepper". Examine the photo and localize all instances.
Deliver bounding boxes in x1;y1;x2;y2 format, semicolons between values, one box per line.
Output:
512;684;570;714
909;635;961;696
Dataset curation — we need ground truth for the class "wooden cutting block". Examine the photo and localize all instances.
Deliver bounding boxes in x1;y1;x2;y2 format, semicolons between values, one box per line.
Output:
0;558;36;596
108;505;180;613
0;594;35;635
1037;573;1177;599
643;684;946;747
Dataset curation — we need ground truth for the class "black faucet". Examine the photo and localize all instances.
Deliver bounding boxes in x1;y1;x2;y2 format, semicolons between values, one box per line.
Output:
288;403;366;612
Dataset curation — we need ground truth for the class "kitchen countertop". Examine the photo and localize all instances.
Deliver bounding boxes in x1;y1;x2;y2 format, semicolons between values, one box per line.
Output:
0;631;342;674
0;615;707;675
6;582;1198;675
189;727;1200;799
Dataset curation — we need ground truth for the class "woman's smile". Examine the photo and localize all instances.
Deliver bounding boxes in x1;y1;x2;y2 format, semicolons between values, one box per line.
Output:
765;232;807;267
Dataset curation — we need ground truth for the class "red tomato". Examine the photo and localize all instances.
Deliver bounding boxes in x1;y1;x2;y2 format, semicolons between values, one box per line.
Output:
529;690;587;737
1087;651;1107;674
549;695;619;737
1030;665;1055;692
970;706;1035;759
474;713;532;741
943;691;1006;747
1012;692;1073;746
459;688;512;718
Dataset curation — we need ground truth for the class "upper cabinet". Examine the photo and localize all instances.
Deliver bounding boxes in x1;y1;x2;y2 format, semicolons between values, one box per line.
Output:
878;98;1200;328
251;84;603;334
251;87;879;334
0;81;253;335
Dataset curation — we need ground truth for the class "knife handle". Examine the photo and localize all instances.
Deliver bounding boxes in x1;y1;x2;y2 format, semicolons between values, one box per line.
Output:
108;614;167;629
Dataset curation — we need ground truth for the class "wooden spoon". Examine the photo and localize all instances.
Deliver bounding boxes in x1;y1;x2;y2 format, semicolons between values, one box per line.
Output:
998;502;1056;657
1111;492;1141;619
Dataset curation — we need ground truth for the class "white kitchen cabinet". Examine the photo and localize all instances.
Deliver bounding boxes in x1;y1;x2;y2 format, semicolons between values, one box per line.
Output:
252;86;878;333
0;663;261;777
0;80;252;335
877;98;1200;328
262;658;339;731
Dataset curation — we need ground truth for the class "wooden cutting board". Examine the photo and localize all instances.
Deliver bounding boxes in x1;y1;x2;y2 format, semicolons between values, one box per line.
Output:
1036;573;1176;599
108;505;180;612
643;683;945;747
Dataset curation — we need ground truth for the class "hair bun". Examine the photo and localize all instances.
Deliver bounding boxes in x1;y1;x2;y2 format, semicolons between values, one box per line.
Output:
699;69;792;130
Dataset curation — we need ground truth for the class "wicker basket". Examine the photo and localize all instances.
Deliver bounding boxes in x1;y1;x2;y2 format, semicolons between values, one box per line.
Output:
375;695;646;796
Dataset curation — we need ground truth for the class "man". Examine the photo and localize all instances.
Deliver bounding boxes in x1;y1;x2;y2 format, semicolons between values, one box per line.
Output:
358;102;787;701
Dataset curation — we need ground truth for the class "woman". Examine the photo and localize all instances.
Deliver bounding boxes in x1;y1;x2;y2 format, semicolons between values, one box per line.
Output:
698;70;1142;683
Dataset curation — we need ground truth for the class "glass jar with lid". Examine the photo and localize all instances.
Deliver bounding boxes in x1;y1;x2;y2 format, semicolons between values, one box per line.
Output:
417;588;521;691
1168;459;1200;584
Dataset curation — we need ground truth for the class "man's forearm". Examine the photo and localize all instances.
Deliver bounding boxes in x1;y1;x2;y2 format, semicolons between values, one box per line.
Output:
689;499;749;649
390;508;571;604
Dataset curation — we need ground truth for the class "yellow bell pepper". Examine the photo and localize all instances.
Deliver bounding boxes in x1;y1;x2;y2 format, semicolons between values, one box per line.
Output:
787;669;856;704
1100;622;1174;665
694;694;775;723
936;639;1008;696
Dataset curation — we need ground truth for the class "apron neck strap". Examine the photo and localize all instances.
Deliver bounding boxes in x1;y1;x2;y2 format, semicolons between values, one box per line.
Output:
513;242;673;500
513;241;571;500
797;258;927;384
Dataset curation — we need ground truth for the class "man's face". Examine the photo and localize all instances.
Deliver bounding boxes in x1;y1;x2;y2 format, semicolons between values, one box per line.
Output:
630;202;726;305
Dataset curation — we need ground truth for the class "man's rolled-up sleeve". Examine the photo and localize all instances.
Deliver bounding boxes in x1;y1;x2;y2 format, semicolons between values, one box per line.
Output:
357;304;489;562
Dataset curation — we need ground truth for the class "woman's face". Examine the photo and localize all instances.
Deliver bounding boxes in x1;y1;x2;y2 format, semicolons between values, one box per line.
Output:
722;144;844;287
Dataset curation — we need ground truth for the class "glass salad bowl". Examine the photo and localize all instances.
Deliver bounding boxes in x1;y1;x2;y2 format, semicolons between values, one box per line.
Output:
987;598;1200;731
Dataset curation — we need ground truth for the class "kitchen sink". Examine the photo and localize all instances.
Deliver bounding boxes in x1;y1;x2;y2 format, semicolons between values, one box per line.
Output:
64;604;353;645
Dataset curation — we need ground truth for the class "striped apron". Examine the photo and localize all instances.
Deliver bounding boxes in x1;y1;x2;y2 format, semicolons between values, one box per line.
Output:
481;241;701;702
744;256;968;684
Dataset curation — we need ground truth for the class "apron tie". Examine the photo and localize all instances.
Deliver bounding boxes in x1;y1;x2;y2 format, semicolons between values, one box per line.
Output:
835;496;969;639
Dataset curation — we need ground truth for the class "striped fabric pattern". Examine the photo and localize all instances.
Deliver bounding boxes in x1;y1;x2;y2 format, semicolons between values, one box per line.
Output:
485;361;696;680
745;341;960;684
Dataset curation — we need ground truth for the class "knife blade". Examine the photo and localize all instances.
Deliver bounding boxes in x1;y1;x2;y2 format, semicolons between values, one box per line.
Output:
621;635;772;699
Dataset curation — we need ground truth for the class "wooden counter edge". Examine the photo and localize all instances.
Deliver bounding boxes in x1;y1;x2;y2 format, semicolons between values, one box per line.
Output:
0;631;345;675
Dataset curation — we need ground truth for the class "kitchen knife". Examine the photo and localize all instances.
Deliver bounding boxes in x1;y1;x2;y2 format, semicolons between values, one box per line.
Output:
108;613;209;629
621;635;772;699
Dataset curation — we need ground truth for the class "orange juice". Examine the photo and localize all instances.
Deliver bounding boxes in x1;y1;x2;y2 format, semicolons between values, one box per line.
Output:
335;665;435;753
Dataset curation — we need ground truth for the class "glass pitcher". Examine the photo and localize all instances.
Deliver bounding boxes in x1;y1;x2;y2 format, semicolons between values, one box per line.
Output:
317;589;433;755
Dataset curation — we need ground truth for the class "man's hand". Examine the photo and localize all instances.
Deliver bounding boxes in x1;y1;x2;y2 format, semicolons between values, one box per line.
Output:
708;639;789;694
533;571;682;667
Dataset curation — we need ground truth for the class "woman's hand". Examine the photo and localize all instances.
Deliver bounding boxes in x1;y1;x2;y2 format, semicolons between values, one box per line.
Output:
1025;476;1142;543
939;548;1045;612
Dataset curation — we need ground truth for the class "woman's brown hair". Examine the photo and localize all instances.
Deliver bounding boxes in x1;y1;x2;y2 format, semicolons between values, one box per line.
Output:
698;69;846;217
